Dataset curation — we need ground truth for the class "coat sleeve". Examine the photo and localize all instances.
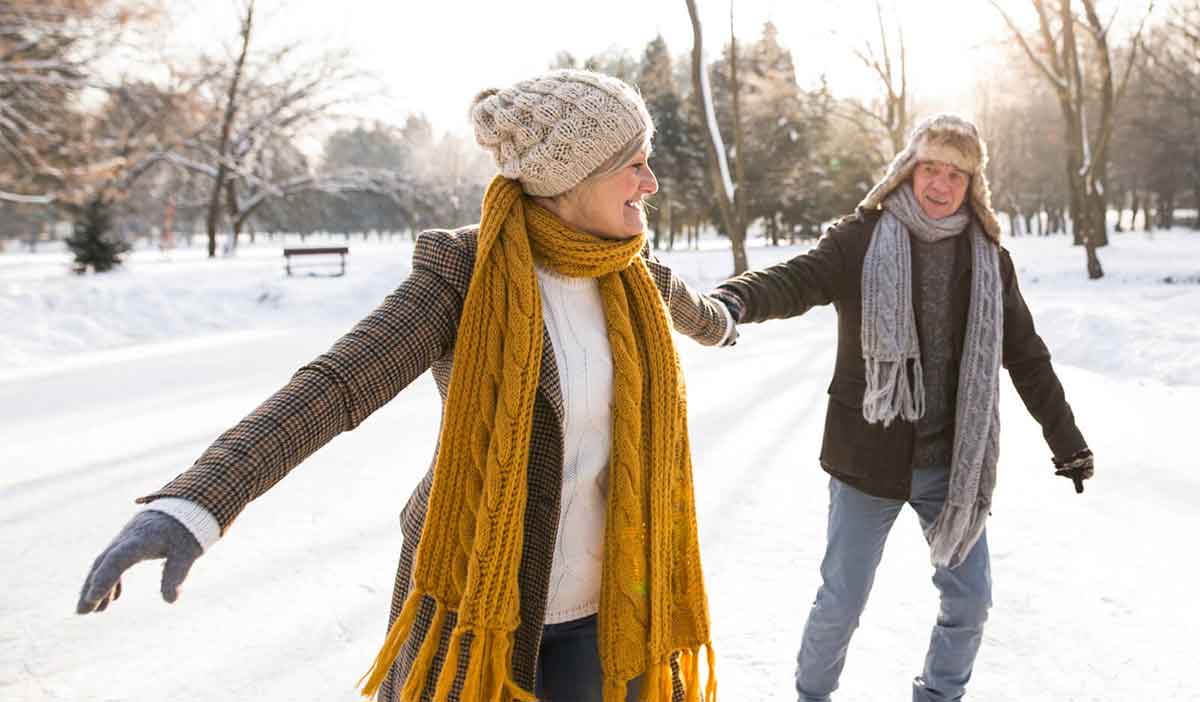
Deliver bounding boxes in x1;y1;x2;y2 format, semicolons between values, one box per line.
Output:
136;232;468;531
644;256;735;346
712;217;856;324
999;248;1088;460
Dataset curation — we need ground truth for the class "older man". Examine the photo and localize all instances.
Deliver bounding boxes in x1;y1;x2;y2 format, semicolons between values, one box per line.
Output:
712;114;1093;701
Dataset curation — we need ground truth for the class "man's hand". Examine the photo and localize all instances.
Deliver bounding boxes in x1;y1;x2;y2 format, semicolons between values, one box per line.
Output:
710;289;745;324
1053;448;1094;494
76;510;203;614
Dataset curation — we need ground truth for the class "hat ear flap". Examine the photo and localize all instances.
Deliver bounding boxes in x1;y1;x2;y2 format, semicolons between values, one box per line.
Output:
970;173;1003;243
859;146;918;212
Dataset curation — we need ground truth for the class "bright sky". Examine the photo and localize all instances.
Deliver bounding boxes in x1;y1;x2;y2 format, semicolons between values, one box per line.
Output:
158;0;1017;138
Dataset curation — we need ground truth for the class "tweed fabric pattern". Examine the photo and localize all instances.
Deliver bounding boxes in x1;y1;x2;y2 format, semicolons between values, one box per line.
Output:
136;252;462;526
858;113;1004;243
139;220;729;702
862;187;1003;569
470;70;654;197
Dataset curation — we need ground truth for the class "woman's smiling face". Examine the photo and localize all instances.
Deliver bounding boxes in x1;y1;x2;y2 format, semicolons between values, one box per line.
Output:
556;148;659;240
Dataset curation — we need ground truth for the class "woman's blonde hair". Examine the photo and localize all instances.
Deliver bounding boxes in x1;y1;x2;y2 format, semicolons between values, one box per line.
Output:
543;132;652;210
585;131;652;182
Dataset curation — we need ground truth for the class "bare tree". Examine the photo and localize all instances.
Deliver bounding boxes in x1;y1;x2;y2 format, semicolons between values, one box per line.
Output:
185;0;370;256
0;0;156;204
976;43;1072;237
850;0;910;158
1130;1;1200;228
992;0;1152;279
684;0;749;274
53;79;206;270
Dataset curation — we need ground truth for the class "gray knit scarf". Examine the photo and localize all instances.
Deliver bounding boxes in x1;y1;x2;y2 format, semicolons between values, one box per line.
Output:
862;184;1003;568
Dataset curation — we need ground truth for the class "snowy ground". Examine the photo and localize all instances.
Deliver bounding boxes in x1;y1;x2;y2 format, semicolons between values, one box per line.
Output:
2;230;1198;701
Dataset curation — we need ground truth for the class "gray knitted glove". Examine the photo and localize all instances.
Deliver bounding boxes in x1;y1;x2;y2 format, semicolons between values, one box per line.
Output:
76;510;203;614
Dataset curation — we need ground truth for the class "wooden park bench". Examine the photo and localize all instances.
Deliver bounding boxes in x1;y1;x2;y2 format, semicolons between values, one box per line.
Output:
283;246;349;277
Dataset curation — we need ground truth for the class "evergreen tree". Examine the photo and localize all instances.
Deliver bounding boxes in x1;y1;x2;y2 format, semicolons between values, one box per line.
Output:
709;22;833;243
65;199;130;273
582;48;639;83
638;35;685;247
321;123;407;172
673;53;719;249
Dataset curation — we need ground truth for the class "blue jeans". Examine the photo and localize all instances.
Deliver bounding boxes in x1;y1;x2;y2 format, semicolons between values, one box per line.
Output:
535;614;644;702
796;468;992;702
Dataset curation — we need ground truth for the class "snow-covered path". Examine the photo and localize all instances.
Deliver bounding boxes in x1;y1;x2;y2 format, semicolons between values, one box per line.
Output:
2;235;1198;701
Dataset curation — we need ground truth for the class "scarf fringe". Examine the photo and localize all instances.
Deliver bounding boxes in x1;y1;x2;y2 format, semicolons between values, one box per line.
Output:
601;645;716;702
360;590;421;698
400;600;446;701
433;622;534;702
925;499;989;569
862;358;924;427
359;592;534;702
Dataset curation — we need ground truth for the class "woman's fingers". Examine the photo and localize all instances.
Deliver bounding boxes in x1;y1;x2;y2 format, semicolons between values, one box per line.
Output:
77;539;147;614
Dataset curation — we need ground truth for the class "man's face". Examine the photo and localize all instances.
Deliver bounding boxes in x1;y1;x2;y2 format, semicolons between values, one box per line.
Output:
911;160;970;220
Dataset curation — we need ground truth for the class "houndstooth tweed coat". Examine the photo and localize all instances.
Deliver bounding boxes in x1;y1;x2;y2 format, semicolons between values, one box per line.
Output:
138;226;732;701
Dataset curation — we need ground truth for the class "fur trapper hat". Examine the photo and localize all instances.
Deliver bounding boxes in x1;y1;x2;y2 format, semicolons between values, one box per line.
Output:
469;69;654;197
858;113;1002;242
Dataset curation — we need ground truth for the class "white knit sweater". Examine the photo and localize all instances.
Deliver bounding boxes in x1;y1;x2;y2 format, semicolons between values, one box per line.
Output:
536;266;614;623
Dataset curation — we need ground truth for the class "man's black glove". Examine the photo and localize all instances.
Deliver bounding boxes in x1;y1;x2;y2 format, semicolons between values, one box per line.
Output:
76;510;202;614
709;288;745;325
1053;448;1094;494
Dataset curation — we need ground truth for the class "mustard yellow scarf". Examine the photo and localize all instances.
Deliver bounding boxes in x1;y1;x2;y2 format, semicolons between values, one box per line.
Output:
360;176;715;702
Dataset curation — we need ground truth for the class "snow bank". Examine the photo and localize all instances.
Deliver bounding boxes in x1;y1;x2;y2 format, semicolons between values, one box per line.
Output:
2;229;1198;386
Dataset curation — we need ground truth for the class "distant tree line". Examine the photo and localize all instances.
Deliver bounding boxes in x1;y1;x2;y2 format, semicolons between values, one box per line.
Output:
1;0;1196;276
972;1;1199;278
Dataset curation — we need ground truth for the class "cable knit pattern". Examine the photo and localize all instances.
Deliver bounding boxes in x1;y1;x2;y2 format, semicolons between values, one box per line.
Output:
361;176;539;702
927;225;1002;568
470;70;654;197
361;177;713;702
862;185;970;426
861;207;922;425
537;267;610;625
861;185;1003;569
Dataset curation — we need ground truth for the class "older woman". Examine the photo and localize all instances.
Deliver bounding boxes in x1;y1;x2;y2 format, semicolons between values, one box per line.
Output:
76;70;733;702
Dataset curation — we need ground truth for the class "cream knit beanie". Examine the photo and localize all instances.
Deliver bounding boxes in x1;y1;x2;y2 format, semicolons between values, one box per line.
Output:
469;69;654;197
858;113;1003;242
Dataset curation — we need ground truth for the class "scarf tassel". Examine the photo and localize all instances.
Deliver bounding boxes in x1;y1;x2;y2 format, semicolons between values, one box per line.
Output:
360;590;422;699
925;499;989;569
683;643;718;702
359;591;534;702
602;645;716;702
862;358;925;427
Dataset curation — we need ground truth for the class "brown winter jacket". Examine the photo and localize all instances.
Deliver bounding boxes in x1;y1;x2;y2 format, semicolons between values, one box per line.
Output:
138;226;731;701
715;208;1087;500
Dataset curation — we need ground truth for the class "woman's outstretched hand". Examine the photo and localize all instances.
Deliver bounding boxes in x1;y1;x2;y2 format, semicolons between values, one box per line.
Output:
76;511;202;614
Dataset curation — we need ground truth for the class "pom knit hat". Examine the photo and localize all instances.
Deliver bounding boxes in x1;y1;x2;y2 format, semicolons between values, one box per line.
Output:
469;69;654;197
858;113;1003;242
